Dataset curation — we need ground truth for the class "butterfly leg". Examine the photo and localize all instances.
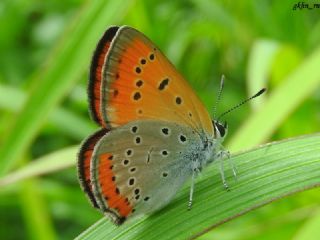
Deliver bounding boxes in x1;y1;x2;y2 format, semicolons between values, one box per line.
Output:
188;167;201;210
218;153;229;190
217;149;237;190
188;170;195;210
221;150;237;181
226;151;238;182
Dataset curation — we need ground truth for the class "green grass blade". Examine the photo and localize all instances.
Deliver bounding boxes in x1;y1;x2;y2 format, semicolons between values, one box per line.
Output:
0;0;134;176
228;45;320;152
0;84;95;140
293;209;320;240
75;133;320;240
0;146;77;187
246;39;279;110
20;178;57;240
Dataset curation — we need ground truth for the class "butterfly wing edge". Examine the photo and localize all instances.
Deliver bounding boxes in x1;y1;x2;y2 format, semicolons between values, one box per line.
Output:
77;128;109;209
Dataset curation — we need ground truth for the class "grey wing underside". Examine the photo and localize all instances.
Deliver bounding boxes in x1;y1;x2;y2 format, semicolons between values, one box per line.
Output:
91;120;202;217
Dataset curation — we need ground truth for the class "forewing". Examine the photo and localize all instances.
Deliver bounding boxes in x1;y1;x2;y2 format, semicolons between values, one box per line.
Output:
90;26;214;136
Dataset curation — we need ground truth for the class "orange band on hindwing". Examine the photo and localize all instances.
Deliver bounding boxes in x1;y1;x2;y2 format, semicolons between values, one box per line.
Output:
97;153;133;218
77;128;109;209
89;26;119;127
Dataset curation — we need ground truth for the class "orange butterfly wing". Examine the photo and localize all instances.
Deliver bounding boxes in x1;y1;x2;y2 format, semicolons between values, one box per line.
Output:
88;26;119;127
90;26;214;136
77;128;109;209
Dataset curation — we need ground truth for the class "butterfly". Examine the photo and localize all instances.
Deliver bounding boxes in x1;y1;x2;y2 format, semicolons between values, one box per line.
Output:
77;25;231;225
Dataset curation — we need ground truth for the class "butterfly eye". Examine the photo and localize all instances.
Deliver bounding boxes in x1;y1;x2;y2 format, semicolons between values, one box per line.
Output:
214;121;227;138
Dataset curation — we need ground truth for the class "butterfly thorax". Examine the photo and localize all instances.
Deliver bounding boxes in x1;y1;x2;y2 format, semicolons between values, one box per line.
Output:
187;130;224;174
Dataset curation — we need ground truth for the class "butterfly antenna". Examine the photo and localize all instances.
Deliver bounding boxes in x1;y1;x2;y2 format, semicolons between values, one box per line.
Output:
217;88;266;122
213;75;225;119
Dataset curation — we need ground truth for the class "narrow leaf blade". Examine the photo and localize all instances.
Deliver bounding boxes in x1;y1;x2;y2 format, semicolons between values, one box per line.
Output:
76;134;320;240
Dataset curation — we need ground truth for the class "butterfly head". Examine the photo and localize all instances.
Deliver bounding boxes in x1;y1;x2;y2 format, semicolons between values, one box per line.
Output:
212;75;266;141
213;120;228;140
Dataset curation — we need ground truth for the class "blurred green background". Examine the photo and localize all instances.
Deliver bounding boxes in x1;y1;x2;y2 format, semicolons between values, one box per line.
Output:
0;0;319;239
